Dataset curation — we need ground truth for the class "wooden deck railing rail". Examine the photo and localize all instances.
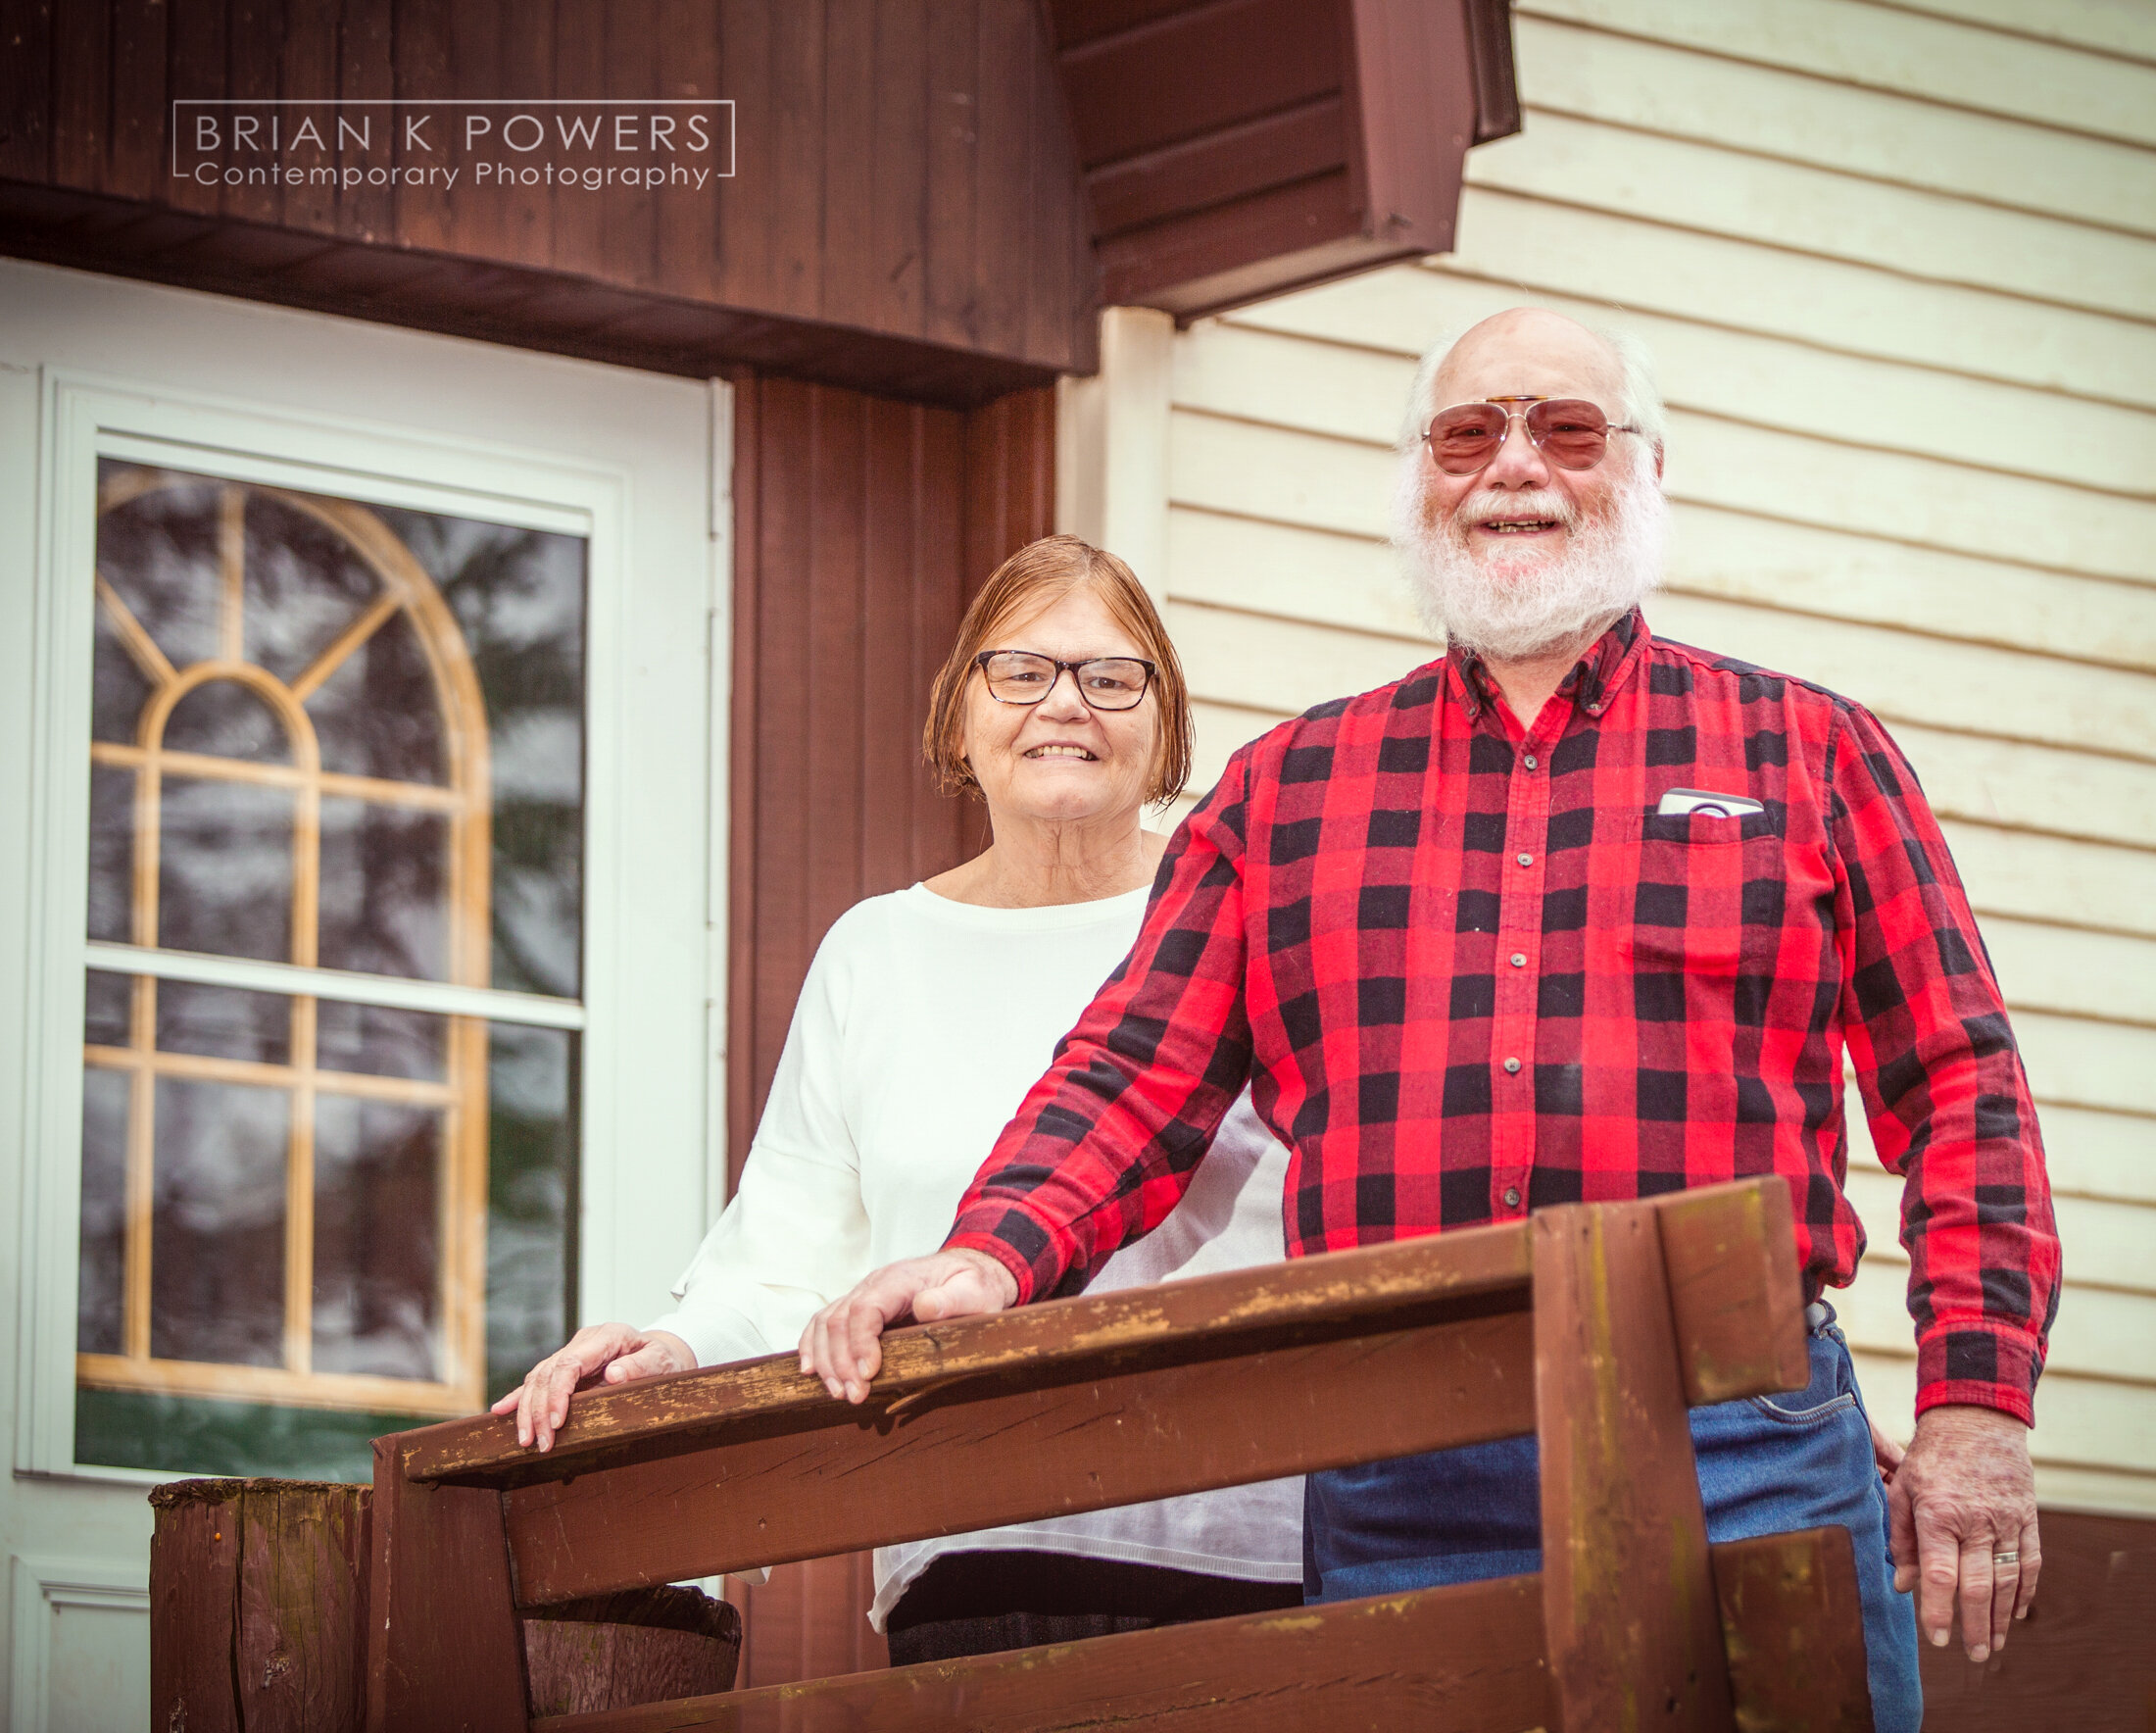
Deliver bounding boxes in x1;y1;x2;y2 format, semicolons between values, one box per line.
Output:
361;1176;1874;1731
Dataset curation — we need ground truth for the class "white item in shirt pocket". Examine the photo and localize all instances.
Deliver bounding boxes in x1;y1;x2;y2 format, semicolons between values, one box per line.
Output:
1655;786;1766;819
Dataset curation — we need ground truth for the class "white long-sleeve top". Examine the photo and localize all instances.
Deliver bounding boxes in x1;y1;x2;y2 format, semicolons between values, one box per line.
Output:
649;881;1301;1630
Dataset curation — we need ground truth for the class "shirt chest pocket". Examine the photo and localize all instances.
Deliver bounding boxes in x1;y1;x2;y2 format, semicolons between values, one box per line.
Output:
1621;809;1786;974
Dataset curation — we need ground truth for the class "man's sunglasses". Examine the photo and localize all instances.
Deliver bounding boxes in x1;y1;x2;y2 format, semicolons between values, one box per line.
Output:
1422;395;1643;475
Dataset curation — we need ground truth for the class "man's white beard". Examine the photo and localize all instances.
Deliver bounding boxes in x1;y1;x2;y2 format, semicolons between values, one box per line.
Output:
1393;457;1669;662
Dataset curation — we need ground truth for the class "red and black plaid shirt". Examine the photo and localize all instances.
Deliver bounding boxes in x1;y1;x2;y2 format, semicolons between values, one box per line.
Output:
949;610;2060;1422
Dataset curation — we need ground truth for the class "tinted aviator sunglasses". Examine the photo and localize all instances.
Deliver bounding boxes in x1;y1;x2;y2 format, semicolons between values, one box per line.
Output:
1422;394;1642;475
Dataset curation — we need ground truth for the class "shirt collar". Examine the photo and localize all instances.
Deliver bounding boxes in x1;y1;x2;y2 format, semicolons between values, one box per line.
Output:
1446;607;1649;722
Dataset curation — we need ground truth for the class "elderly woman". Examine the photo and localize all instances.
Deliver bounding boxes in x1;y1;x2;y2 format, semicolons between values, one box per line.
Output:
497;535;1300;1662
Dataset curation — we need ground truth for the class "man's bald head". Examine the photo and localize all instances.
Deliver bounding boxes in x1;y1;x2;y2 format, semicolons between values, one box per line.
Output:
1398;308;1666;463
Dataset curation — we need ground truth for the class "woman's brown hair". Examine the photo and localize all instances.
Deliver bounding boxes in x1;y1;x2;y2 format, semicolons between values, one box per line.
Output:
923;534;1193;807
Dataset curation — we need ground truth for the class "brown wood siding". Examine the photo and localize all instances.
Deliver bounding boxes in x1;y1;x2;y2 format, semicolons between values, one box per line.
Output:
725;374;1053;1190
1044;0;1510;318
0;0;1097;401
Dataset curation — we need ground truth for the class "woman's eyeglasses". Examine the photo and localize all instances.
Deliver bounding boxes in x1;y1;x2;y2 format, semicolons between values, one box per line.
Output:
973;651;1155;712
1423;395;1642;475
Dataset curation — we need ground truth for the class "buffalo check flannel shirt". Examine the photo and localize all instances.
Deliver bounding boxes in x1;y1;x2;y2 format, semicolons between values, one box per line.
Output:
948;610;2061;1423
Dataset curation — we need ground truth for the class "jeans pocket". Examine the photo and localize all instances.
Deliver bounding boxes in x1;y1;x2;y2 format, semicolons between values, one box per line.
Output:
1747;1388;1857;1426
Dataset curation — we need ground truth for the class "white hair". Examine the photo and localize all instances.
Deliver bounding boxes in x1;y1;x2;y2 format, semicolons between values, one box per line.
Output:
1395;317;1668;461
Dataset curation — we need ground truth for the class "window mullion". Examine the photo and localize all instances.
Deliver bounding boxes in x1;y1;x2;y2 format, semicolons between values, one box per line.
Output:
283;994;317;1379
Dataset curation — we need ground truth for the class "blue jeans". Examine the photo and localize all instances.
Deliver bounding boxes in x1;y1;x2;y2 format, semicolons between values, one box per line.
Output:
1304;1307;1922;1733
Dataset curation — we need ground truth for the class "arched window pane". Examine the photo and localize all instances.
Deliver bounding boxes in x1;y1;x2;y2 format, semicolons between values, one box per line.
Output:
317;799;447;979
95;469;221;671
150;1077;288;1367
163;678;290;765
76;1067;130;1357
306;608;446;785
312;1097;442;1381
242;492;380;682
158;775;295;962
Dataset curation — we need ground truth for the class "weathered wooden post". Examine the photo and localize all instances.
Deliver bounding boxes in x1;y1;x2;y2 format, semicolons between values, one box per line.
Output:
149;1478;740;1732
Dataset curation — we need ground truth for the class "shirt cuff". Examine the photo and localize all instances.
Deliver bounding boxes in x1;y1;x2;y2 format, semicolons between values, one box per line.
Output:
944;1216;1052;1307
643;1302;767;1373
1914;1317;2042;1427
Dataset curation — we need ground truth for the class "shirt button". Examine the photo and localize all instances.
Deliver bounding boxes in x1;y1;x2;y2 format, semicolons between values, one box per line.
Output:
1509;953;1526;967
1503;1056;1522;1074
1523;754;1538;769
1515;853;1533;867
1503;1186;1521;1209
1586;701;1602;715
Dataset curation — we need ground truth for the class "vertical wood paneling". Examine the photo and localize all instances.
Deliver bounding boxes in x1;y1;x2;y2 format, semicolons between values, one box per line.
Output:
870;0;931;336
725;1552;887;1690
858;398;930;900
0;0;55;182
48;0;109;192
109;0;168;195
820;0;881;332
913;416;975;881
335;0;394;242
803;385;869;969
656;0;716;290
387;0;454;251
598;0;663;293
724;370;765;1186
924;0;984;351
728;376;1054;1188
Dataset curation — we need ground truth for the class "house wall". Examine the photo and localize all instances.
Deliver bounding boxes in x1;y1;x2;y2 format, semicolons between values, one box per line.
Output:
1137;0;2156;1514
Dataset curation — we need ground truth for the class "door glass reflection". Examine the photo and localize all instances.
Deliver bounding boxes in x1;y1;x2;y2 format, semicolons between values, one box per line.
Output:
77;1067;129;1357
149;1076;288;1367
312;1096;442;1381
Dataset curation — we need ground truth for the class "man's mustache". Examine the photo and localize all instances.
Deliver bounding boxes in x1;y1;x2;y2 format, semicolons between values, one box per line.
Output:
1446;487;1582;531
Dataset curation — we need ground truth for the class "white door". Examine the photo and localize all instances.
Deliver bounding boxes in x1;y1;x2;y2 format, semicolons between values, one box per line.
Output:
0;259;727;1730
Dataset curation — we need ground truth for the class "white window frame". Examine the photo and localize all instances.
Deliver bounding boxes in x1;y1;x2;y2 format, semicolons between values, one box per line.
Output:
12;358;719;1482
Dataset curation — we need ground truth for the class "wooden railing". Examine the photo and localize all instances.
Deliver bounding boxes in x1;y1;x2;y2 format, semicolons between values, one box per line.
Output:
360;1176;1872;1731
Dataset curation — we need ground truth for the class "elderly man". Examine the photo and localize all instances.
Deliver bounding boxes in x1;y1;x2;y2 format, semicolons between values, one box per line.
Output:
804;308;2059;1729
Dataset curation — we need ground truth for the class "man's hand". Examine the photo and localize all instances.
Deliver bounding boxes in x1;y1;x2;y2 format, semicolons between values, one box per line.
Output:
489;1322;696;1453
1886;1404;2040;1661
1870;1411;1905;1485
800;1249;1020;1404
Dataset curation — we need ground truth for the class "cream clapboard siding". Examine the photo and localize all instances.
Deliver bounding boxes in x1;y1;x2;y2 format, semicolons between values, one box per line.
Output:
1155;0;2156;1512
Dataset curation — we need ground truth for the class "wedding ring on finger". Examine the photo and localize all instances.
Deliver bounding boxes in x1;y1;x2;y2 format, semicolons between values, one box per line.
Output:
1992;1550;2021;1566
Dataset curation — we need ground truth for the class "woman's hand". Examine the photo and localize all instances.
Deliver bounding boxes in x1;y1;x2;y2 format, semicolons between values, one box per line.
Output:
489;1322;697;1452
801;1249;1020;1404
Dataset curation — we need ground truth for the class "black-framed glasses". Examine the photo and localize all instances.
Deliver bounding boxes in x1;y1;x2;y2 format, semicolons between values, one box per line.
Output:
1422;395;1642;474
972;650;1155;711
